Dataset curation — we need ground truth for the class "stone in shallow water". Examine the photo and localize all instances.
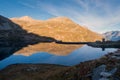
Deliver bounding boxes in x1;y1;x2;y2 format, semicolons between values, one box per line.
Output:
113;52;120;56
108;68;117;75
116;57;120;59
26;67;37;72
100;68;117;79
111;56;120;59
99;78;109;80
92;65;106;80
100;72;112;77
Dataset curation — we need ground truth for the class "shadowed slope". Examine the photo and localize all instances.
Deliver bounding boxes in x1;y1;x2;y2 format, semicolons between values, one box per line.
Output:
0;15;56;61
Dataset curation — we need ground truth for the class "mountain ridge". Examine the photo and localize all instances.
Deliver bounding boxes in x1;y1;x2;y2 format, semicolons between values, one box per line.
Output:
103;31;120;41
11;16;103;42
11;16;40;22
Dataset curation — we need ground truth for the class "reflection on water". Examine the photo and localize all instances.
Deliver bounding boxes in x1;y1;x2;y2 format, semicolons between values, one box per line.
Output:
15;43;82;56
0;45;116;69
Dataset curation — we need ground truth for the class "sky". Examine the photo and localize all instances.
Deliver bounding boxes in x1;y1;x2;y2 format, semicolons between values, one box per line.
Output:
0;0;120;33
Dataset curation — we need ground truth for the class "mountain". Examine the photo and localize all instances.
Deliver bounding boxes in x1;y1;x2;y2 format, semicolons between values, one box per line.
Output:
11;16;103;56
11;16;102;42
0;15;24;42
0;15;103;56
0;15;57;59
0;15;22;30
0;15;54;44
103;31;120;41
0;15;80;56
11;16;40;22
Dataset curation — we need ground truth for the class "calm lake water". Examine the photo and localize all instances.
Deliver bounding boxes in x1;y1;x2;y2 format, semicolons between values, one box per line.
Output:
0;45;116;69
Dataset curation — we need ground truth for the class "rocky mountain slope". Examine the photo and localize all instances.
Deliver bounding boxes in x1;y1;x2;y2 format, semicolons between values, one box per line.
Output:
11;16;102;42
0;15;23;42
0;15;21;30
103;31;120;41
0;15;57;46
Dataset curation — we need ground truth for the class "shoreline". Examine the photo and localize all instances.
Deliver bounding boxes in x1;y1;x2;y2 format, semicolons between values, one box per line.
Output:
0;49;120;80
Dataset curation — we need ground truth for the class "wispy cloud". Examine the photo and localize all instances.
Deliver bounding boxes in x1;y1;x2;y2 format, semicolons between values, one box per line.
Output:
19;0;120;33
19;2;36;9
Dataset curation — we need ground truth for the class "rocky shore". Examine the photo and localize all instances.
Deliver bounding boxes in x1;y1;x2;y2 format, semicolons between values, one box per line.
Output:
0;49;120;80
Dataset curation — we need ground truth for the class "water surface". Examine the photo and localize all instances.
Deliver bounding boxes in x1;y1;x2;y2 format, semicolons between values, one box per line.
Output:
0;45;116;69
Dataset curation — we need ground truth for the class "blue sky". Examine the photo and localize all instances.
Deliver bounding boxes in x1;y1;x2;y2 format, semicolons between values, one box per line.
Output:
0;0;120;33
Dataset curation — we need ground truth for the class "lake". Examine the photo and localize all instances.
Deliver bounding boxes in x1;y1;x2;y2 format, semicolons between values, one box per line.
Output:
0;45;116;69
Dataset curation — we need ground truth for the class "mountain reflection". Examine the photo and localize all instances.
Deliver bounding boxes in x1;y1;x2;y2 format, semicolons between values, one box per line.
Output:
0;15;82;61
15;43;82;56
0;45;116;70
